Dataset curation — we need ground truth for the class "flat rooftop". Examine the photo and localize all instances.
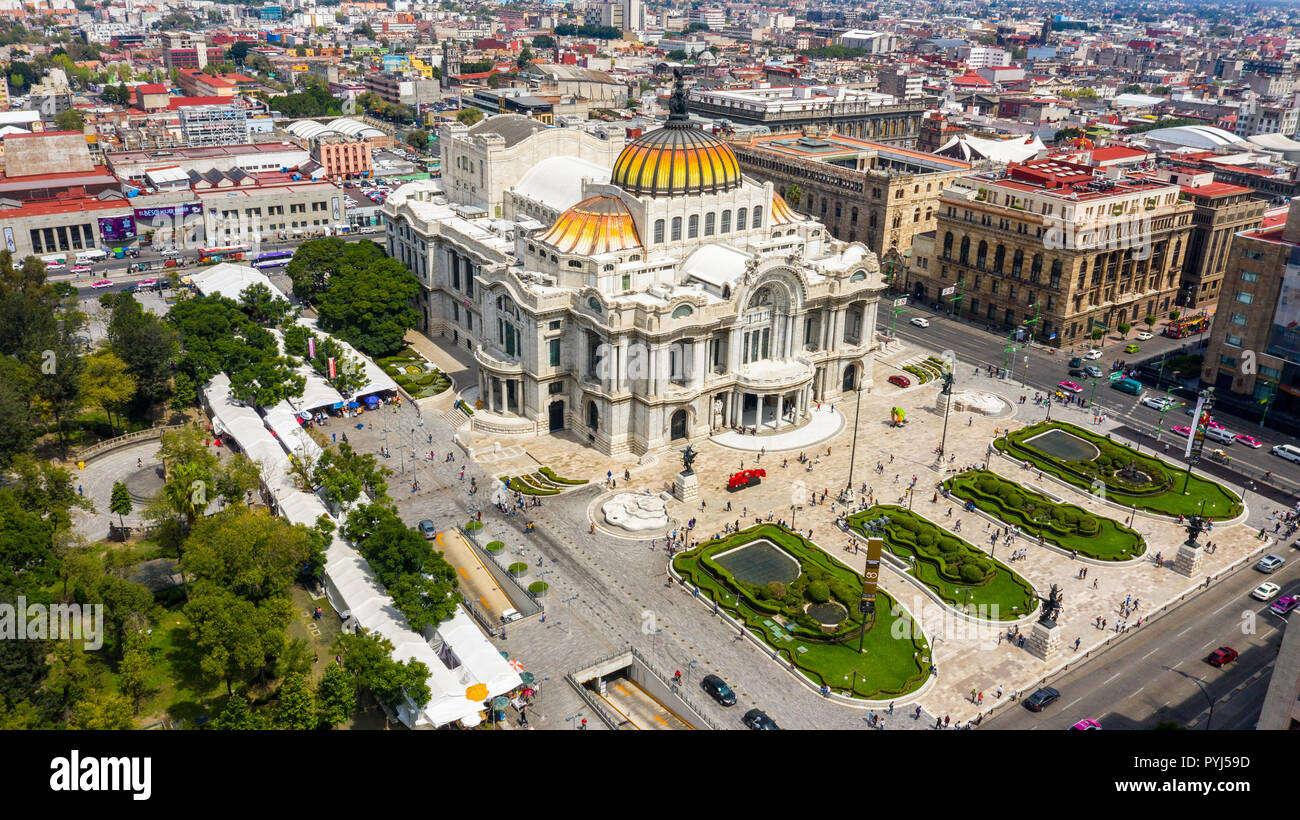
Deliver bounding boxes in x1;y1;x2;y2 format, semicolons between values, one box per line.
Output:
744;132;970;172
107;143;307;164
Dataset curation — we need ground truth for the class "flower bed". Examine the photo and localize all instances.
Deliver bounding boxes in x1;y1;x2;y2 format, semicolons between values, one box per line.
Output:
539;466;587;485
846;506;1037;619
995;420;1242;519
944;469;1145;560
672;523;930;699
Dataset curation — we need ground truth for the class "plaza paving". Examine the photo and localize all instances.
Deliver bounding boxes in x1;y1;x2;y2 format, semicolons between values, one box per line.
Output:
64;327;1286;730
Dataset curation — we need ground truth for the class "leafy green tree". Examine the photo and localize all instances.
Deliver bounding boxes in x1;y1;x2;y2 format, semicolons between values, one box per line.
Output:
78;350;136;436
212;689;264;729
455;106;483;126
784;183;802;207
516;47;533;70
226;41;250;64
54;109;85;132
275;672;317;730
334;631;431;725
1090;327;1105;341
117;635;156;715
406;129;429;151
0;492;57;596
109;480;132;533
69;690;134;729
168;295;305;407
1169;310;1181;322
344;504;460;629
316;662;356;728
531;34;555;48
316;258;420;357
107;292;178;418
7;455;91;533
183;507;321;603
238;283;293;328
96;576;154;660
183;587;294;695
1145;315;1157;331
1117;322;1131;339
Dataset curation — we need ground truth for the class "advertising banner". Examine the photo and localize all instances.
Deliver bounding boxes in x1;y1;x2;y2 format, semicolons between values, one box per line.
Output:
133;203;203;221
98;215;137;242
860;536;883;615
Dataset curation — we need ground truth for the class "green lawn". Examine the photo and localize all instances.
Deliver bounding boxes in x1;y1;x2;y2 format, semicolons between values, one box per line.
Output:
672;524;930;699
944;470;1146;561
995;420;1243;519
846;506;1038;620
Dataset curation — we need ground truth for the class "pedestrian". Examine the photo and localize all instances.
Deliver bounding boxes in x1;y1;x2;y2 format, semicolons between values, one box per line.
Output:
943;715;950;728
995;685;1002;698
888;701;894;714
1074;637;1081;650
915;705;922;719
977;691;983;706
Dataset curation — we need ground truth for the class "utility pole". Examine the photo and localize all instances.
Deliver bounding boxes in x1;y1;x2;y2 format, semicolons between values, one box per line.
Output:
845;381;864;493
889;296;908;338
1259;380;1277;429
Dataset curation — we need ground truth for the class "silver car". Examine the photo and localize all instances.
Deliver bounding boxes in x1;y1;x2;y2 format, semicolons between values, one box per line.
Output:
1256;554;1285;573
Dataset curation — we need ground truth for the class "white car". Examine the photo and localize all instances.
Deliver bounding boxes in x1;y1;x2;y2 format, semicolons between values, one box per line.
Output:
158;248;181;258
1252;582;1282;602
1084;349;1104;360
910;317;930;328
1140;396;1174;411
1135;331;1154;341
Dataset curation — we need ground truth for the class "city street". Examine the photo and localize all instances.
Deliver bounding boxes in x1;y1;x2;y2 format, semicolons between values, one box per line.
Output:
984;555;1300;730
887;302;1300;495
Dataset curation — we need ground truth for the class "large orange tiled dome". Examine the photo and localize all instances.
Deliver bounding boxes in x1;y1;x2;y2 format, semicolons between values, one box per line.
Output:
534;195;642;255
611;122;742;198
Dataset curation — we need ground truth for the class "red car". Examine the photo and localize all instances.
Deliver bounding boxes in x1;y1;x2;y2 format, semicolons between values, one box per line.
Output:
888;375;911;388
1207;647;1238;667
727;468;766;491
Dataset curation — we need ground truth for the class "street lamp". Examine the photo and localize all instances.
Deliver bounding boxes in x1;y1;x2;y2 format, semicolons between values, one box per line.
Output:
845;379;865;493
562;593;578;637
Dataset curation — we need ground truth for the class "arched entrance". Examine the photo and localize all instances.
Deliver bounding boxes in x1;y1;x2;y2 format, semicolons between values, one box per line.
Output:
670;408;688;441
587;400;600;432
549;400;565;432
913;281;926;300
842;363;859;392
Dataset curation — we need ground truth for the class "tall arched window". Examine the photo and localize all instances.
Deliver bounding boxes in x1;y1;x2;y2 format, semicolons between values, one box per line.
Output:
976;240;988;269
959;236;970;265
752;206;762;227
704;212;716;236
1030;253;1043;283
671;217;682;241
688;214;699;238
1049;259;1063;289
1011;249;1024;278
736;207;748;231
653;219;665;243
720;210;731;233
943;232;953;259
993;244;1005;273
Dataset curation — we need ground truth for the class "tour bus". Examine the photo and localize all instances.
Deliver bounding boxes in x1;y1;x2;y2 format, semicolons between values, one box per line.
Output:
252;250;294;269
75;249;109;264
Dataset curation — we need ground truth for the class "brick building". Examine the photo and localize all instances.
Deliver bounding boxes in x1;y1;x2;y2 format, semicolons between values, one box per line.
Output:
311;136;372;179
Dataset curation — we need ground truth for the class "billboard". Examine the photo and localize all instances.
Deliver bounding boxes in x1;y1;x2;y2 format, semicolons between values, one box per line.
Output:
98;215;137;242
134;203;202;221
860;536;884;615
1183;390;1215;464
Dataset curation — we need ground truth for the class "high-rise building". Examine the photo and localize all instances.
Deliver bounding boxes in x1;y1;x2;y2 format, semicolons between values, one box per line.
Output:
1199;198;1300;433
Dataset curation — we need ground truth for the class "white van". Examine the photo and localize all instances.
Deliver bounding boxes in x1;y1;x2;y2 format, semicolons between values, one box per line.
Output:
1204;427;1235;445
75;249;108;264
1272;444;1300;464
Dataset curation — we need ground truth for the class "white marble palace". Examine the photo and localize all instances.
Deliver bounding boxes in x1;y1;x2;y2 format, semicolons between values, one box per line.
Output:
382;76;887;456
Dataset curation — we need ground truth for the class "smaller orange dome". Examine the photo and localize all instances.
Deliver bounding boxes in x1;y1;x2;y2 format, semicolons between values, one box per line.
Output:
535;196;642;256
771;192;806;225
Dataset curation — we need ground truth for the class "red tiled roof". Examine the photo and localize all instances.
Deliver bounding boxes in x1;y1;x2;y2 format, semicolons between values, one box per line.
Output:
167;96;232;109
137;83;168;94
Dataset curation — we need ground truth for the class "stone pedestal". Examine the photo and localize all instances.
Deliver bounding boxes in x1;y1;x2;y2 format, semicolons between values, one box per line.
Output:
1024;619;1062;662
673;470;699;502
1174;541;1204;578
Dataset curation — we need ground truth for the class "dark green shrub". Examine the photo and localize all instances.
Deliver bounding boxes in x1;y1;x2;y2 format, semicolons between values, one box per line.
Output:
766;581;786;600
806;580;831;603
960;564;986;583
1077;516;1100;536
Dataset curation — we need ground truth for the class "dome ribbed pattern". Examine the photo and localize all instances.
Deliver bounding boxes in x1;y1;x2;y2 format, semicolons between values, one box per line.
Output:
611;122;742;198
534;195;642;255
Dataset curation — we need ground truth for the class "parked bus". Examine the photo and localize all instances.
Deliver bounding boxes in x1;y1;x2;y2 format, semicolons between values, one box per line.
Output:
75;249;108;264
253;250;294;269
1164;315;1208;339
198;244;250;263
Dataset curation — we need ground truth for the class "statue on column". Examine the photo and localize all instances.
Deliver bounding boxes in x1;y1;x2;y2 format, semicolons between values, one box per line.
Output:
681;444;697;474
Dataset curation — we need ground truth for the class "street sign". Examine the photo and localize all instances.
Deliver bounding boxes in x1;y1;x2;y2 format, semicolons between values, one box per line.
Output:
893;297;908;307
941;286;955;296
1108;372;1123;382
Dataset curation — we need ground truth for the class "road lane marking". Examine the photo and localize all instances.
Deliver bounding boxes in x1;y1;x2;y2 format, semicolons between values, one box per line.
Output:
1211;599;1240;616
1104;672;1122;685
1063;697;1081;709
1178;624;1197;636
1141;646;1161;660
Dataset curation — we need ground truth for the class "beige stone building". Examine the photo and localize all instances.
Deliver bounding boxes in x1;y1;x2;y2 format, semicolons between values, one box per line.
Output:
908;158;1195;347
730;131;975;274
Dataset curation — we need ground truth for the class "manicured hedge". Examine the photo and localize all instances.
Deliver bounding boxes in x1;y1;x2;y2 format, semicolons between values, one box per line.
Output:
507;476;559;496
539;466;588;485
944;469;1146;560
846;506;1036;619
485;541;504;552
995;420;1242;519
672;523;930;699
528;581;548;596
508;562;527;576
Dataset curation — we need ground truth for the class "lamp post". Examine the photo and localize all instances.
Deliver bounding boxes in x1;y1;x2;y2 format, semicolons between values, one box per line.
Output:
562;593;578;637
845;379;864;493
1258;380;1277;429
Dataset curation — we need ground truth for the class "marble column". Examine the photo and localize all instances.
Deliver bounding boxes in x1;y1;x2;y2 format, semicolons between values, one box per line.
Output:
776;394;784;428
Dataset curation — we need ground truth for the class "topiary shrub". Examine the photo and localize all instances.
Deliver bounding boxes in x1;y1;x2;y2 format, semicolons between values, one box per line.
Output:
1077;516;1100;536
916;532;935;548
806;580;831;603
937;538;961;554
960;564;986;583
